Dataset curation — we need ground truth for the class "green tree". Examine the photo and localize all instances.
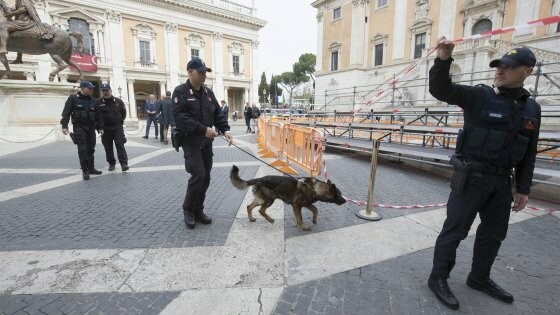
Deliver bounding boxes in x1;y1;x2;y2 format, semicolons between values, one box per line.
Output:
269;74;283;107
293;53;316;87
278;71;309;106
258;72;269;104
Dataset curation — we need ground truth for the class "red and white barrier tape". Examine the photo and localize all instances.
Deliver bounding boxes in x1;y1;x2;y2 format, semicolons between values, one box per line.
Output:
352;15;560;114
344;196;558;212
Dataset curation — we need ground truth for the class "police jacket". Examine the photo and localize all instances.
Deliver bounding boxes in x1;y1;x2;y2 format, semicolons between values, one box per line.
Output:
172;80;229;146
96;96;126;130
60;92;100;129
429;57;541;195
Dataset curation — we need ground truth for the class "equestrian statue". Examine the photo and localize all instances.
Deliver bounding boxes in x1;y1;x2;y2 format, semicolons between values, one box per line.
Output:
0;0;83;81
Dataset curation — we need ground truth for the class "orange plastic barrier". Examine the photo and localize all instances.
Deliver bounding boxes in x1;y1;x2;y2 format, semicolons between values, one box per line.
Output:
282;124;324;177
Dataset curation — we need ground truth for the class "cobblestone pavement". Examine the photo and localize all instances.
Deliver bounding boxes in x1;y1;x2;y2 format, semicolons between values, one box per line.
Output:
274;215;560;315
0;124;558;314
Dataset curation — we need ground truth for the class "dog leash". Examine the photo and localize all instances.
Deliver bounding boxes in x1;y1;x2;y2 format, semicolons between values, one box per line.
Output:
218;135;299;180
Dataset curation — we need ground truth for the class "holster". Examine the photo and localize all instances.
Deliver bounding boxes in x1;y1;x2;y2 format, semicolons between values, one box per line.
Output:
449;155;470;193
171;128;184;152
69;132;78;145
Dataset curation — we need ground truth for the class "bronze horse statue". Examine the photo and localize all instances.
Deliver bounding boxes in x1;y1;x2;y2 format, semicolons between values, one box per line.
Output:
0;5;84;81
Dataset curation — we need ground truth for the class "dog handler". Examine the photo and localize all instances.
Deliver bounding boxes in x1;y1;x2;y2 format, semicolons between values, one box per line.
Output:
172;58;233;229
427;38;541;310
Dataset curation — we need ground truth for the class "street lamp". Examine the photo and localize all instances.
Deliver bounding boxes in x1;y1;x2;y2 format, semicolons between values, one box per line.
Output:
118;86;122;98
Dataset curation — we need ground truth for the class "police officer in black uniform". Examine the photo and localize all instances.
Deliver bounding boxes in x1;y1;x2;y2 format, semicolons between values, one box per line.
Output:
96;83;129;172
61;81;104;180
427;38;541;310
172;58;233;229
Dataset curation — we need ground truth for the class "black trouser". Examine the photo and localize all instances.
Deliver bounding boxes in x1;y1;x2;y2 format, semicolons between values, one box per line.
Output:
431;172;513;280
101;128;128;165
159;123;169;141
73;124;96;171
245;118;252;132
182;143;213;216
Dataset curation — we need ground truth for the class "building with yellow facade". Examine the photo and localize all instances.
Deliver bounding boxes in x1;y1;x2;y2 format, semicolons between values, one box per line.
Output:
311;0;560;110
4;0;265;120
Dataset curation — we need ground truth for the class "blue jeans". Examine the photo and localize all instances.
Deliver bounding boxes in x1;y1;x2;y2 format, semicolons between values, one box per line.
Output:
145;115;158;137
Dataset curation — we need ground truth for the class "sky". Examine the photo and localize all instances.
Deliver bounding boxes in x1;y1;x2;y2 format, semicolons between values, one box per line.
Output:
236;0;318;80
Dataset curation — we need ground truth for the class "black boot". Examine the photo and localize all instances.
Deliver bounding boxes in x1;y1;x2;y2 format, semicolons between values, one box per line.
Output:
428;274;460;310
121;163;129;172
195;211;212;225
466;274;513;303
108;164;115;171
82;170;90;180
89;168;102;175
183;210;196;229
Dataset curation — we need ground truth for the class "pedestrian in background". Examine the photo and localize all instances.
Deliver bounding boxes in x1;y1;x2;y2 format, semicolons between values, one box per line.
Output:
251;103;260;133
244;104;252;133
427;38;541;311
142;94;158;139
96;83;129;172
157;91;174;145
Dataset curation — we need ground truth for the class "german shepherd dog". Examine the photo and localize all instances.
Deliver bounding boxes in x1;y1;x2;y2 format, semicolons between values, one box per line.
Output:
230;165;346;231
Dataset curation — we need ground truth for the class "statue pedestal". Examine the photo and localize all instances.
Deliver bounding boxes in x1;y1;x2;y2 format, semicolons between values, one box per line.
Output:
0;80;76;142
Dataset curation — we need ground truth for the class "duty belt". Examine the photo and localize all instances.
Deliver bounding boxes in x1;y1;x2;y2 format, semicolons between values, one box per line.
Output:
468;161;512;176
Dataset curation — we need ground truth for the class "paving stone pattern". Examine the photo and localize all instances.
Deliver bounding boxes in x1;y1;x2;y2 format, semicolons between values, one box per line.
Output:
0;141;156;170
0;174;74;193
284;154;451;238
274;215;560;315
0;291;180;315
0;166;258;251
132;145;255;168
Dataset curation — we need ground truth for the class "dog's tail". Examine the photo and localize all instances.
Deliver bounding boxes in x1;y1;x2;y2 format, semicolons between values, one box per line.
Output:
230;165;251;189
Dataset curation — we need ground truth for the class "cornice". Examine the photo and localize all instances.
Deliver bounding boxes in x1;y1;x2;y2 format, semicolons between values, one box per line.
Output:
134;0;266;30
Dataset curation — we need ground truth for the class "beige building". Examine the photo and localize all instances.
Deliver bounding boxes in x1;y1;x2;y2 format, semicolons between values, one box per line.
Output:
311;0;560;110
4;0;265;120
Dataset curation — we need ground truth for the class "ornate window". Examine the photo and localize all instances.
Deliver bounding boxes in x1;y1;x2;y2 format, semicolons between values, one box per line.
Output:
131;24;157;68
186;33;206;61
329;42;341;71
228;42;244;76
377;0;388;9
472;19;492;35
374;44;383;66
414;33;426;59
333;7;341;20
68;18;94;54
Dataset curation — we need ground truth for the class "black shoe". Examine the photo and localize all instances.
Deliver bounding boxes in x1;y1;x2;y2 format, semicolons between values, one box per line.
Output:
88;169;102;175
466;275;514;303
184;211;196;229
121;163;129;172
142;135;148;139
82;170;90;180
428;274;460;310
108;164;115;171
195;212;212;225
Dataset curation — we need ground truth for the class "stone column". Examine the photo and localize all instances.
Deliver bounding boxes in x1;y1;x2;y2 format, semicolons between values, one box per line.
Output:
106;10;127;107
250;40;259;104
165;22;180;89
127;79;137;119
159;81;167;97
212;32;225;101
350;0;367;67
316;12;323;72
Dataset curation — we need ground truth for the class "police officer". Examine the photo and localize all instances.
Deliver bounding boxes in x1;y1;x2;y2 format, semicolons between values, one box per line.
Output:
172;58;233;229
96;83;129;172
60;81;104;180
428;38;541;310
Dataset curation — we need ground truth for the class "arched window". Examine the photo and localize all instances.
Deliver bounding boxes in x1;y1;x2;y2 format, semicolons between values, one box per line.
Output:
68;18;94;55
472;19;492;35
